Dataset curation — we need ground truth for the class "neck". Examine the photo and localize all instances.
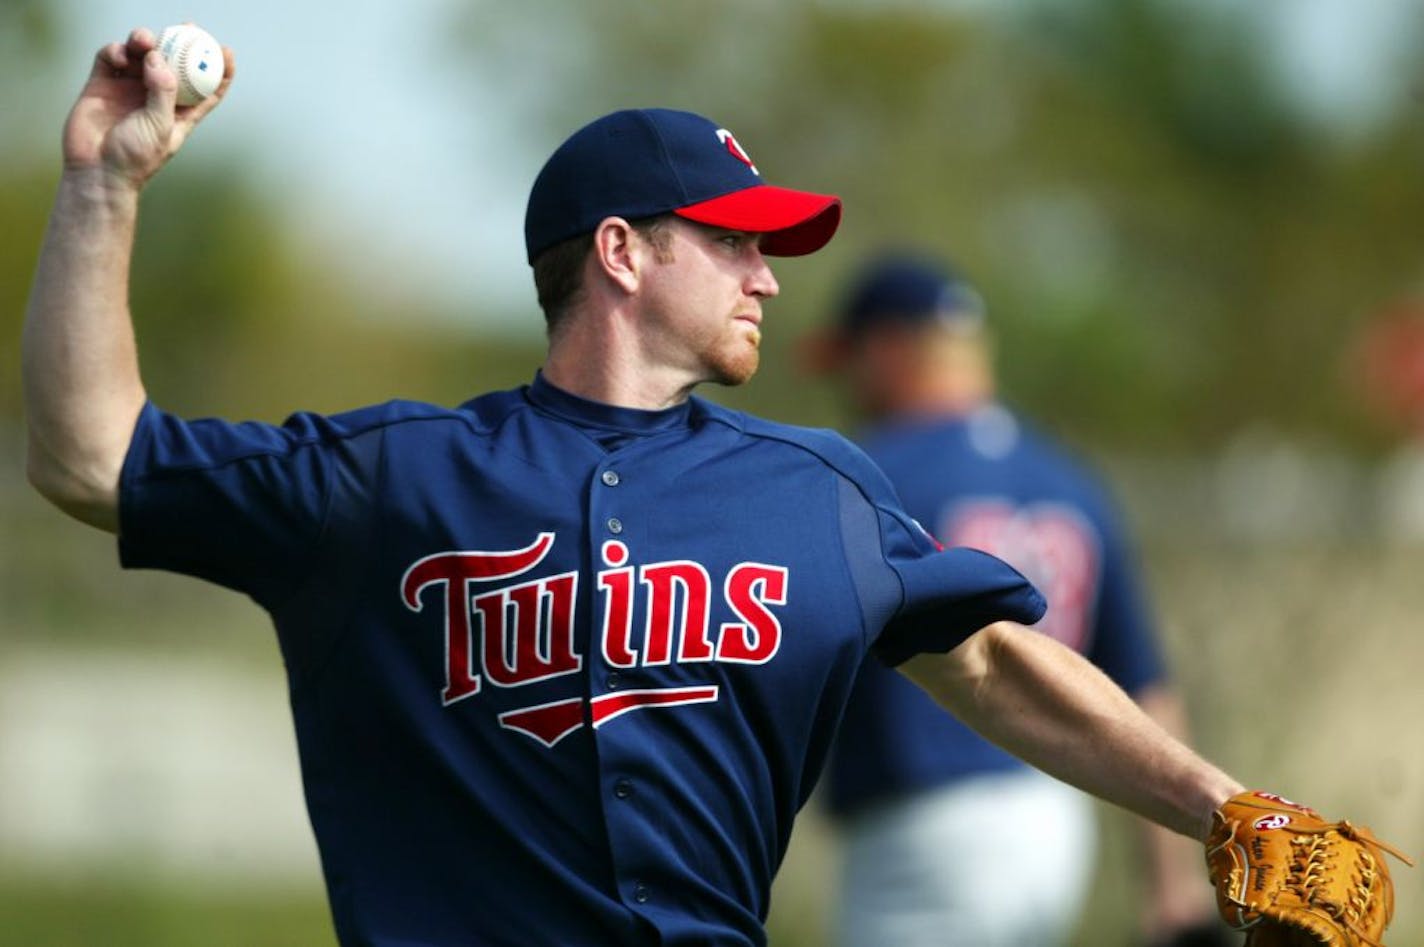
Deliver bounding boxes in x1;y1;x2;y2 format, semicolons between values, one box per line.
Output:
541;309;699;411
887;333;995;418
903;378;992;416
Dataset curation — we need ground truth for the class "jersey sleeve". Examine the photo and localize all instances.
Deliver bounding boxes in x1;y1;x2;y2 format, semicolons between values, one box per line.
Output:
117;400;370;608
835;471;1047;668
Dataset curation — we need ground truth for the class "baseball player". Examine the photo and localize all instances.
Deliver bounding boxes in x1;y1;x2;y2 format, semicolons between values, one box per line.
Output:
809;253;1226;947
20;28;1401;947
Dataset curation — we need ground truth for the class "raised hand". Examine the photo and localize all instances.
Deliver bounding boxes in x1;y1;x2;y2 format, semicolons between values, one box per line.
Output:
62;27;234;189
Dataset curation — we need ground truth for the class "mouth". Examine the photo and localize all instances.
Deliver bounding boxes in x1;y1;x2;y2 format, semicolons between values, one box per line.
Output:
734;313;763;348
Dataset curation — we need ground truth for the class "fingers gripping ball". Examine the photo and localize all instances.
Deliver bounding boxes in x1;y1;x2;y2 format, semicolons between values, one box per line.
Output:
1205;791;1414;946
157;24;224;106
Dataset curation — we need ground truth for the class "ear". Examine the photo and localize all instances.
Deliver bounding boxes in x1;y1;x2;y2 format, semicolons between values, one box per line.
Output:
591;217;640;295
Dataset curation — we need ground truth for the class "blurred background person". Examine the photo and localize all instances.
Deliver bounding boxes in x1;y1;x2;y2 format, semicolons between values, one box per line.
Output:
807;253;1227;947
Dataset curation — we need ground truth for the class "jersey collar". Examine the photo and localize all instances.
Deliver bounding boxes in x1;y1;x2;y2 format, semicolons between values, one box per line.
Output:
526;372;693;435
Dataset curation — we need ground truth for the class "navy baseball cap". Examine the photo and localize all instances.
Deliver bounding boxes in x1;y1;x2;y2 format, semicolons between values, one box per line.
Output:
837;254;986;337
524;108;843;264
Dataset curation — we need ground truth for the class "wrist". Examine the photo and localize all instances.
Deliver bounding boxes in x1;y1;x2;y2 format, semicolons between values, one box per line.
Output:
55;166;143;214
1197;779;1245;842
61;162;143;195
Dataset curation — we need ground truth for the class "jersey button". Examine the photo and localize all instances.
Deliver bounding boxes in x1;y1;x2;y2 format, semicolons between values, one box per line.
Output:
601;470;621;486
633;882;650;904
613;778;634;799
606;672;621;690
606;517;624;534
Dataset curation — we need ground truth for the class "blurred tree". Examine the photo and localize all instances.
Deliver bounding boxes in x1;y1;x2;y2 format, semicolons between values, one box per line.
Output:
1009;0;1424;449
449;0;1424;452
5;154;544;426
0;0;63;161
4;2;546;432
0;0;59;71
0;166;55;423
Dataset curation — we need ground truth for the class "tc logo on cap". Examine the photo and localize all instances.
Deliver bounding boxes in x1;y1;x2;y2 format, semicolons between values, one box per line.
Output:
716;129;759;176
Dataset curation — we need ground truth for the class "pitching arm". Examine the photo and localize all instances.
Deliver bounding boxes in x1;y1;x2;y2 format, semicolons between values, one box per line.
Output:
1130;684;1229;941
21;28;233;532
898;621;1244;841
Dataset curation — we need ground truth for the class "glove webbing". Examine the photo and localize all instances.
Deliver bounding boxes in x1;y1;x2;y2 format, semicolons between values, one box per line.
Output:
1224;816;1413;947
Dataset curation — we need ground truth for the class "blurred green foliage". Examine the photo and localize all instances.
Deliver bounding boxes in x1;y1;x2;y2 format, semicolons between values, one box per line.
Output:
5;0;1422;452
0;0;58;72
2;162;545;424
0;878;336;947
450;0;1424;450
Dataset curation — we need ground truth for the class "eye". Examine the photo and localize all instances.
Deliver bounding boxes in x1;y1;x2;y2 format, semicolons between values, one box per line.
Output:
719;232;748;249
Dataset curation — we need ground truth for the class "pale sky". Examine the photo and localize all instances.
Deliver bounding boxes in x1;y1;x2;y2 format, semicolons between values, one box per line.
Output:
48;0;538;324
41;0;1420;332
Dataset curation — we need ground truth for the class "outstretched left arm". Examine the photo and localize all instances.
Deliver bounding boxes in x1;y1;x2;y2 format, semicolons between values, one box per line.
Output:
898;621;1244;841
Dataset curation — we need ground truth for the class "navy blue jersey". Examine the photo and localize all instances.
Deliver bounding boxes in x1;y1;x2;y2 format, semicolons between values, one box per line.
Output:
826;404;1165;820
118;374;1044;946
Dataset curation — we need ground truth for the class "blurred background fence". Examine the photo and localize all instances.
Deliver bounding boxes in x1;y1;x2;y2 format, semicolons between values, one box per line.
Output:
4;0;1424;943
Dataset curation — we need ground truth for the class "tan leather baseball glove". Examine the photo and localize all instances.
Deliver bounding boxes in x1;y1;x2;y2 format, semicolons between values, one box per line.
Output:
1205;791;1413;946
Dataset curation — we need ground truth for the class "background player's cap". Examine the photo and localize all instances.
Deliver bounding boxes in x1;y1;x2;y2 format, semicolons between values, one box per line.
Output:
524;108;843;264
836;253;987;337
797;252;987;376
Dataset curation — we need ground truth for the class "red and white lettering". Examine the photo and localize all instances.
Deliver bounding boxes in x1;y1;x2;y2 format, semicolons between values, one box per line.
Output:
404;535;793;738
599;541;639;668
716;128;759;175
591;686;720;728
399;532;556;705
498;697;585;748
474;572;581;688
640;560;713;665
716;564;787;663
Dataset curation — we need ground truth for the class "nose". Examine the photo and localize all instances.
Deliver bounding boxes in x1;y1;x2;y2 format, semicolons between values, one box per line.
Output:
747;245;780;299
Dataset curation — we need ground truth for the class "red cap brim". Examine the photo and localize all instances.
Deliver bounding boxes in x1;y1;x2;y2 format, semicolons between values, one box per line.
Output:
674;185;842;257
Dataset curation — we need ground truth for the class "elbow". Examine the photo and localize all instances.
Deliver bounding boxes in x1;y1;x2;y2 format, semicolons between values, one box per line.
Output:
899;620;1017;713
25;441;121;532
21;395;141;533
954;620;1018;679
25;445;67;503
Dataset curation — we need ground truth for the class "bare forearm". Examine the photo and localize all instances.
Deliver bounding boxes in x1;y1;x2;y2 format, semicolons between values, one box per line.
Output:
900;623;1243;840
1132;685;1221;933
22;168;147;531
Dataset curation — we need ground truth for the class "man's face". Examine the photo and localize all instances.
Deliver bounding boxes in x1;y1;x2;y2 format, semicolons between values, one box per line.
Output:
844;323;925;417
634;218;781;387
843;320;992;419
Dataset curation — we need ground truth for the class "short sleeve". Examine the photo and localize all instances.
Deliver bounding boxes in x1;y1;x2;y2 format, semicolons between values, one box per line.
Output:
834;472;1047;667
118;401;363;607
877;543;1047;667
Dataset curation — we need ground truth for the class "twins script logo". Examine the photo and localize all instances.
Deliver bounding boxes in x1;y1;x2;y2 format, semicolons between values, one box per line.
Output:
401;533;787;747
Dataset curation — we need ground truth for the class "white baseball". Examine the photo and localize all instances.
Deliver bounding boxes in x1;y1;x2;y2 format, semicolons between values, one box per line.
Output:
157;24;224;106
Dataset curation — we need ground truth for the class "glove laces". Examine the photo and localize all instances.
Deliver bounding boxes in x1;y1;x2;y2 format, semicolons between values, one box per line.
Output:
1284;821;1413;947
